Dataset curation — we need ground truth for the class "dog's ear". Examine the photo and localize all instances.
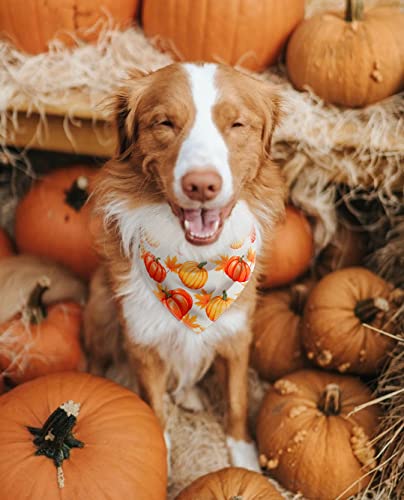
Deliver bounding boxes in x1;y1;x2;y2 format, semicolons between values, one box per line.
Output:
260;85;282;159
115;68;149;159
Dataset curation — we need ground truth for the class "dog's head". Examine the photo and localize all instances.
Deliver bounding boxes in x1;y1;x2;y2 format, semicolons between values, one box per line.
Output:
114;63;280;246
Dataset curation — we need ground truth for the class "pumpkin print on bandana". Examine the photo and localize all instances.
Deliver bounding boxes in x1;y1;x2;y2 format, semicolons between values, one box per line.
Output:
139;225;257;333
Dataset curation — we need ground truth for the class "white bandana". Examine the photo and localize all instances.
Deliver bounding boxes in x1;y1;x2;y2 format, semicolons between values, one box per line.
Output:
138;225;257;333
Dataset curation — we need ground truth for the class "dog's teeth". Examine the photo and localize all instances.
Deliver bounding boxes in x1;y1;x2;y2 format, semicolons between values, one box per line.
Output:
184;220;190;230
213;221;219;231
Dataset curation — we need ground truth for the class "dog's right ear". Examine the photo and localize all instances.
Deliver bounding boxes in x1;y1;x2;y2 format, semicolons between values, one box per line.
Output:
115;68;149;159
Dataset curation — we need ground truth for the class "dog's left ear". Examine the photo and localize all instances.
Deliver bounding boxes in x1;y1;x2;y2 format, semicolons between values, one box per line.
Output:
260;85;282;158
114;68;149;159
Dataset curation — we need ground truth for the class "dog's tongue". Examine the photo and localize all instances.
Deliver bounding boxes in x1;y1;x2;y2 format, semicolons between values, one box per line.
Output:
183;208;221;237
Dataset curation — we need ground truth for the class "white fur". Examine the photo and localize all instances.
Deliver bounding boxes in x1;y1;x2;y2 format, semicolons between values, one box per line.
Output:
226;436;261;472
164;431;172;479
105;200;260;393
174;63;232;208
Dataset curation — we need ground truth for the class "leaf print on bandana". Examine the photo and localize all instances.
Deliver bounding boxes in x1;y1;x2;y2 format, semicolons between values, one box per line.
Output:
195;289;212;309
182;313;205;333
143;252;167;283
165;255;181;273
178;261;208;289
206;291;233;321
225;256;251;282
247;247;256;265
213;255;230;272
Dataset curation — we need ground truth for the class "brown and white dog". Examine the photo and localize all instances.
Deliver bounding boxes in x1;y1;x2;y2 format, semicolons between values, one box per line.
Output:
86;62;285;471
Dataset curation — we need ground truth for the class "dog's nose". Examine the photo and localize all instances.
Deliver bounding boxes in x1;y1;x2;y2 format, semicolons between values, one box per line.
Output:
181;169;222;202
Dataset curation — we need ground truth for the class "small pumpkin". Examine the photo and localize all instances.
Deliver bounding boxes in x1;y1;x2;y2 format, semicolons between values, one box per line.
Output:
143;252;167;283
260;205;314;288
142;0;305;72
0;228;13;259
251;282;312;381
206;290;233;322
179;261;208;289
15;166;99;280
225;255;251;283
286;0;404;107
0;371;167;499
0;277;84;384
302;267;397;375
0;0;139;54
161;288;193;320
176;467;282;500
257;370;380;499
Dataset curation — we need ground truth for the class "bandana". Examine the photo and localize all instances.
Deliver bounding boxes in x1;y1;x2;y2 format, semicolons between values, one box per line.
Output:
138;225;257;333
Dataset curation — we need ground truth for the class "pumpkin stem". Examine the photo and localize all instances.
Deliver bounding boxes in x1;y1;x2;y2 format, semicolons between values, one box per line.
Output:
354;297;389;323
23;277;50;325
222;290;228;301
346;0;364;22
319;384;341;416
198;261;208;269
290;283;310;316
64;176;89;211
27;400;84;489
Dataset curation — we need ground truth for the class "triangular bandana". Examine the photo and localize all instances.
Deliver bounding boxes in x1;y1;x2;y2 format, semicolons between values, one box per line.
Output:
138;225;257;333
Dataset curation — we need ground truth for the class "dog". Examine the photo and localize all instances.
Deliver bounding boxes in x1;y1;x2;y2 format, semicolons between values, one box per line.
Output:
85;62;285;471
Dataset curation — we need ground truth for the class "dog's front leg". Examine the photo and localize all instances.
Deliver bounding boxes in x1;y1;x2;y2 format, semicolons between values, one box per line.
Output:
218;338;260;472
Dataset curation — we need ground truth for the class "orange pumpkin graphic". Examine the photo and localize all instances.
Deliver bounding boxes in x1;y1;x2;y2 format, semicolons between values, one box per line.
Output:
179;261;208;289
206;290;233;321
161;288;193;320
225;256;251;282
143;252;166;283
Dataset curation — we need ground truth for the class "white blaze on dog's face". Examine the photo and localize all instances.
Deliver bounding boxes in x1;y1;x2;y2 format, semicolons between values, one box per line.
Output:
116;62;279;246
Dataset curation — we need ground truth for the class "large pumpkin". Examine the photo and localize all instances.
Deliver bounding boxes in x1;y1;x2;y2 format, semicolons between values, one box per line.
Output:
0;0;139;54
15;166;99;280
161;287;193;320
251;282;311;381
178;261;208;289
0;277;84;384
286;0;404;107
176;467;282;500
302;267;397;375
142;0;305;72
206;290;233;322
260;205;313;288
257;370;380;499
0;228;13;259
0;371;167;499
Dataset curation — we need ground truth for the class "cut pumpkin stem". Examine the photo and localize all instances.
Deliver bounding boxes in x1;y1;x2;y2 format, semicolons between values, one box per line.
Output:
64;176;89;211
290;283;310;316
319;383;341;416
27;400;84;489
23;277;50;325
354;297;389;323
346;0;364;22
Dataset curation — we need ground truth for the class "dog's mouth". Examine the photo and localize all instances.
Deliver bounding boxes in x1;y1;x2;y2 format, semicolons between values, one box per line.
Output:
170;202;234;245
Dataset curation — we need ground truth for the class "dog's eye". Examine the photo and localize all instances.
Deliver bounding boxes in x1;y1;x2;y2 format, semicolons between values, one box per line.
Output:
159;119;174;128
231;122;244;128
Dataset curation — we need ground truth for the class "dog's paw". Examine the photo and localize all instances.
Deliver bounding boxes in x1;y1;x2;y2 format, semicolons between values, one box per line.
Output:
226;436;261;472
173;387;205;412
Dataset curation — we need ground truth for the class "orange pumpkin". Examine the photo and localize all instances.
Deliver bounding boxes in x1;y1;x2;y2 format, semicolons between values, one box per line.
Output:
225;256;251;282
142;0;305;72
15;166;99;280
176;467;282;500
179;261;208;289
257;370;380;499
286;1;404;107
260;205;314;288
0;228;13;259
143;252;167;283
251;282;312;381
161;288;193;320
0;277;84;385
302;267;397;375
206;291;233;321
0;371;167;499
0;0;139;54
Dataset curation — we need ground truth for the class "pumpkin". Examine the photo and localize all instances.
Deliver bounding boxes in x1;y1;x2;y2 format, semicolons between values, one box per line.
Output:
0;277;84;385
316;223;367;278
176;467;282;500
286;0;404;107
0;0;139;54
143;252;167;283
0;228;13;259
206;290;233;322
225;256;251;283
161;288;193;320
179;261;208;289
0;371;167;499
260;205;314;288
302;267;397;375
15;166;99;280
251;282;312;381
142;0;305;72
257;370;380;499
